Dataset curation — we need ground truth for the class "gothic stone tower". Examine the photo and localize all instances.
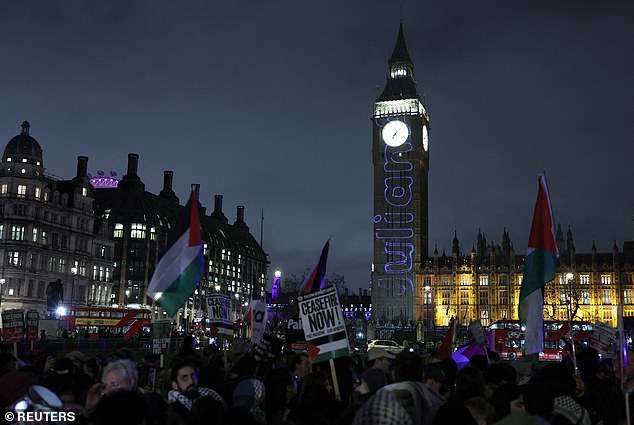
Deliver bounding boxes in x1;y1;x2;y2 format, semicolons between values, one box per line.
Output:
371;22;430;325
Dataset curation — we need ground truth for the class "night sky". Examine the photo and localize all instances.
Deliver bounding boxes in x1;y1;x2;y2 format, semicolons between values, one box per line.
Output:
1;1;632;291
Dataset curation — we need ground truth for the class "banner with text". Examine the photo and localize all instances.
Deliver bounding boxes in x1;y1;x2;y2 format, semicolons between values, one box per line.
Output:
1;309;25;344
298;286;349;363
152;319;172;355
206;294;233;338
589;321;617;355
246;299;268;346
25;310;40;341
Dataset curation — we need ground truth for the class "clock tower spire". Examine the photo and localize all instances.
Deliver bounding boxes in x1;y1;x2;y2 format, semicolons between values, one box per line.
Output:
371;21;430;325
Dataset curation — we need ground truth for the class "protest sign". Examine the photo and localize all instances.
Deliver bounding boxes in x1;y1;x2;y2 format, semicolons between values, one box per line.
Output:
252;331;283;362
589;321;617;355
469;320;488;346
152;319;172;355
298;286;349;363
206;294;233;338
25;310;40;341
1;309;24;343
245;299;267;345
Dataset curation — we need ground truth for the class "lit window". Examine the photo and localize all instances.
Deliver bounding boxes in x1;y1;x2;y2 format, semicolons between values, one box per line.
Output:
6;157;11;162
32;227;38;242
479;276;489;286
601;275;612;285
17;184;27;198
82;187;88;196
8;251;23;267
602;290;612;304
500;290;508;305
130;223;146;239
11;225;25;240
625;290;634;305
561;292;569;304
22;158;27;163
581;291;590;304
0;184;7;195
580;274;590;285
35;187;41;199
113;223;124;238
20;169;26;174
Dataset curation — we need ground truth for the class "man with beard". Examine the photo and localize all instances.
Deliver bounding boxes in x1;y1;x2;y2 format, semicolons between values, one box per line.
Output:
167;358;226;425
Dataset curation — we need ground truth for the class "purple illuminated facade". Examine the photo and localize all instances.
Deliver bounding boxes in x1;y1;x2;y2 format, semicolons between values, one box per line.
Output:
88;170;119;188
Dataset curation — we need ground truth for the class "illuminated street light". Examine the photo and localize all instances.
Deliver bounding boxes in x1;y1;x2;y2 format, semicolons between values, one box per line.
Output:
0;278;4;314
70;267;78;326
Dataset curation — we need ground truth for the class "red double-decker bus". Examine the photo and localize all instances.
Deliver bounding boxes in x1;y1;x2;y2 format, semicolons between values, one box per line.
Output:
61;306;151;340
488;319;593;361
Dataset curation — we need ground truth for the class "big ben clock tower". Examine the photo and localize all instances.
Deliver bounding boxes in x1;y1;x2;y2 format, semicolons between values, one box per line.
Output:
371;22;430;325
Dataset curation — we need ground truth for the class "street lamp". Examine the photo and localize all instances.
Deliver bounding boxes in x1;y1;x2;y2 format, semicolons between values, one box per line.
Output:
0;278;5;314
565;272;578;374
70;267;78;329
424;285;432;331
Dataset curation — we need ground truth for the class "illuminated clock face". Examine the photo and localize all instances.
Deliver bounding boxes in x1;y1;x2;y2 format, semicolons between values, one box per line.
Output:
382;120;409;147
422;125;429;151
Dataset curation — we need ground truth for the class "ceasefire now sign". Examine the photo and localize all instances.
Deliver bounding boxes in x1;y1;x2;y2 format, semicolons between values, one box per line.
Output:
298;286;349;363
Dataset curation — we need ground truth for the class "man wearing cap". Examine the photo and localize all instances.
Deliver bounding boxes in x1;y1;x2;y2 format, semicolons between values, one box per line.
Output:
367;348;395;376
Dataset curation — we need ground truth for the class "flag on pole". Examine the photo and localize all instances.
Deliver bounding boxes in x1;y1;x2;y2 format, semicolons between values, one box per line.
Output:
298;240;330;295
519;174;558;357
147;186;204;317
434;316;455;361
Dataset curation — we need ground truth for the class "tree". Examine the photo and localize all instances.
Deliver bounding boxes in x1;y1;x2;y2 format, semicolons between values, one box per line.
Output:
544;280;582;321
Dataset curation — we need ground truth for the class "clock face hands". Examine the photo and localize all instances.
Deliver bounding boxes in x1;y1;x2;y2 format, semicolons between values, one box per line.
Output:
382;120;409;147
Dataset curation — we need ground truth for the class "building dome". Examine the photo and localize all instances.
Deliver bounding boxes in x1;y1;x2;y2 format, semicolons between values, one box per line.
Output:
3;121;43;165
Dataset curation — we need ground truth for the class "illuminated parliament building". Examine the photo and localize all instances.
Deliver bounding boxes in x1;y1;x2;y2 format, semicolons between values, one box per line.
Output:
0;122;267;324
370;23;634;339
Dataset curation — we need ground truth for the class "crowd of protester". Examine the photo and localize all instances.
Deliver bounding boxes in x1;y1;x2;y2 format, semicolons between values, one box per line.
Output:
1;336;633;425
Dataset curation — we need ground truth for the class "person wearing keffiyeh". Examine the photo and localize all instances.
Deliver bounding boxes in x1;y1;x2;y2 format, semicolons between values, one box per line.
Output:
352;390;413;425
166;358;226;425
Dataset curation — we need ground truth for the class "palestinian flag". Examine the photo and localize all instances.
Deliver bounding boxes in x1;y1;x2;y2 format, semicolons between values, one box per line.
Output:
298;240;330;296
519;174;558;357
147;186;204;317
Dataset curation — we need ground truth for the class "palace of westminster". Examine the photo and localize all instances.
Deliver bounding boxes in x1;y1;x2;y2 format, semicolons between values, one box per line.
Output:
0;22;632;334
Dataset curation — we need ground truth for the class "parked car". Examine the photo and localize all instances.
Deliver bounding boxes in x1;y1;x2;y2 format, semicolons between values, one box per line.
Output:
367;339;404;353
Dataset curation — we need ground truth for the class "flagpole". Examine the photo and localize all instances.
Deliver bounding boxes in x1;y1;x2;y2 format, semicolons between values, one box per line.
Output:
565;273;578;374
618;305;631;425
260;208;264;249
